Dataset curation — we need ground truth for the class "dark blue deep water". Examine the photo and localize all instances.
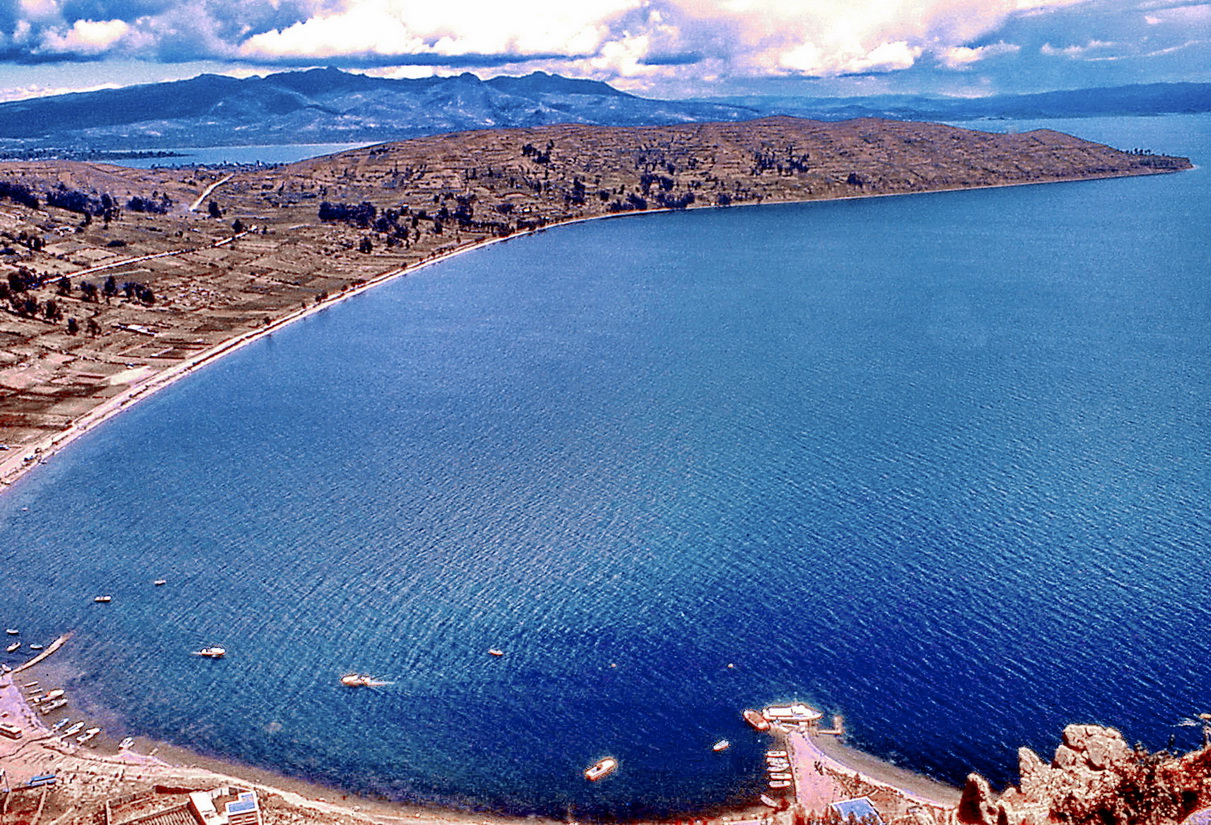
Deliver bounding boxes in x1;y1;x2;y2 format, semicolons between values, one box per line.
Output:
2;116;1209;819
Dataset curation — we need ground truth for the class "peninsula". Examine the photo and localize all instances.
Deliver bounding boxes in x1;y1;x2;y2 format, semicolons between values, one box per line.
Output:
0;117;1191;484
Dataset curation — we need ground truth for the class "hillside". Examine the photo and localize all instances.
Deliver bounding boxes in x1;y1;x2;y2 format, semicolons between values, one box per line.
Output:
0;116;1191;479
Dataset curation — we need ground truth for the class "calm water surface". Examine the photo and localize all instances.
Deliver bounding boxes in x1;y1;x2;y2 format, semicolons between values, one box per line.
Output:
1;115;1208;819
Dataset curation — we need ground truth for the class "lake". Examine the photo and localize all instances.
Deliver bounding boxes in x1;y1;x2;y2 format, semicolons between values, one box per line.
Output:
1;114;1208;819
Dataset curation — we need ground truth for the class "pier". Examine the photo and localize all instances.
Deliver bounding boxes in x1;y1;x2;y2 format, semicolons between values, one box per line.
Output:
12;634;70;675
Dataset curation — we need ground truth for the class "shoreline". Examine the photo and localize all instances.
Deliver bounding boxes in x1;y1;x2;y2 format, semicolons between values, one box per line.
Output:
0;164;1179;496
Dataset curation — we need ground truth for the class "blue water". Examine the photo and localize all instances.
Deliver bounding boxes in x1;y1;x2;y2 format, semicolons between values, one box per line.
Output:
2;115;1208;819
108;142;376;168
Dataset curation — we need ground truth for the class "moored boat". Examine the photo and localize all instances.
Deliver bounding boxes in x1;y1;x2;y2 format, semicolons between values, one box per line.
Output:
193;646;226;658
743;709;770;731
5;642;19;653
62;722;84;736
29;643;44;650
119;736;135;749
584;756;618;781
77;727;100;744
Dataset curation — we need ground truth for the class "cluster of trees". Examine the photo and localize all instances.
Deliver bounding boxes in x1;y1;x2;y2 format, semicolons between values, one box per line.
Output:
319;200;377;227
126;192;173;214
0;180;40;209
752;144;812;175
45;185;120;220
520;141;554;165
72;275;155;305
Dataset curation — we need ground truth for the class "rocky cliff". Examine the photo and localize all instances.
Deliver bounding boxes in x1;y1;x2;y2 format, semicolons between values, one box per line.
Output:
958;725;1211;825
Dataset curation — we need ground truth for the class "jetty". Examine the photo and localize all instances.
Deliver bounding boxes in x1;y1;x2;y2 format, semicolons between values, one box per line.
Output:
11;634;70;675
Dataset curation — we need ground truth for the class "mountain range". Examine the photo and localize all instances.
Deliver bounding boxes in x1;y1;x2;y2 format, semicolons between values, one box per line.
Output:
0;67;1205;154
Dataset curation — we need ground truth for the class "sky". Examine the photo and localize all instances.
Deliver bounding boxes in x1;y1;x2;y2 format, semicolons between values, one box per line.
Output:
0;0;1206;102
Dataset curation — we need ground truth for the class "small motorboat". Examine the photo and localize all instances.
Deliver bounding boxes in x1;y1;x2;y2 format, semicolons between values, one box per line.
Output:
153;580;167;586
5;642;20;653
768;780;792;789
62;722;84;736
193;646;226;658
340;673;388;687
584;757;618;782
743;709;770;731
29;643;44;651
5;629;17;636
712;739;731;752
119;737;135;749
77;727;100;744
488;649;505;657
93;596;112;604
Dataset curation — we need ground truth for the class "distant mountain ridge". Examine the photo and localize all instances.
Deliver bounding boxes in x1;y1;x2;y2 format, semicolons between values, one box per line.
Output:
0;68;758;152
0;68;1205;154
702;82;1211;123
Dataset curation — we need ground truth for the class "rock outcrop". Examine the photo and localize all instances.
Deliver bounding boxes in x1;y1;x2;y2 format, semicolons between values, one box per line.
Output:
964;725;1211;825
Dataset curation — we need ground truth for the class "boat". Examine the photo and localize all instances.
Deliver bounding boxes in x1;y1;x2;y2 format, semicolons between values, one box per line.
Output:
768;780;792;789
193;646;226;658
340;673;388;687
153;580;167;586
62;722;84;736
43;689;65;701
488;649;505;657
5;642;19;653
94;596;112;603
712;739;731;752
584;757;618;781
743;709;770;731
29;643;44;650
767;750;787;758
760;794;783;809
769;772;792;781
77;727;100;744
5;629;17;635
39;699;67;714
51;719;70;732
119;737;135;750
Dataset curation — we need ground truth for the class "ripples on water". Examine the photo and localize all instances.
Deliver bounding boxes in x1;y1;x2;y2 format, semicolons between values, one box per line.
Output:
1;116;1209;819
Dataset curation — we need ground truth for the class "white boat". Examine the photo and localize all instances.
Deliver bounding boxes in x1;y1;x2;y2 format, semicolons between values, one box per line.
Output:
5;642;20;653
768;780;792;789
743;709;770;731
119;737;135;749
340;673;388;687
488;649;505;657
29;643;44;650
62;722;84;736
77;727;100;744
153;579;167;586
43;689;65;701
94;596;112;603
767;750;787;758
193;646;226;658
584;757;618;781
712;739;731;752
5;629;17;635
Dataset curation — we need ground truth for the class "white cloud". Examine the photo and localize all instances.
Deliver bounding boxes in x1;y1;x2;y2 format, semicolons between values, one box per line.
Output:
1041;38;1118;58
239;0;641;60
938;41;1021;68
39;18;132;55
